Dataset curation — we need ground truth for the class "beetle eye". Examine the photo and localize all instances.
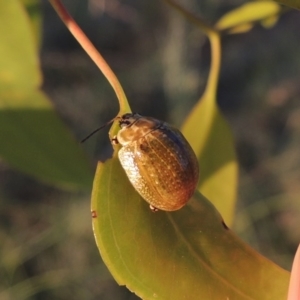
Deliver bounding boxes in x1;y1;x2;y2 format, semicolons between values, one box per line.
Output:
120;119;131;127
119;113;140;128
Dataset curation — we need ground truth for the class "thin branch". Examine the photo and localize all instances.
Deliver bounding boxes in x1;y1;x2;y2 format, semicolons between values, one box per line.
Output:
204;32;221;100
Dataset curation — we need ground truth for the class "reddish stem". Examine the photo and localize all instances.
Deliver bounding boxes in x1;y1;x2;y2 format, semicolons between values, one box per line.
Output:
49;0;129;113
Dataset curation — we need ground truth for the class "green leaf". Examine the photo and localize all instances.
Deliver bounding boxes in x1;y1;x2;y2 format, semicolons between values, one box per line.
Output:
92;157;290;300
181;33;237;226
181;94;238;226
216;2;281;31
0;0;93;189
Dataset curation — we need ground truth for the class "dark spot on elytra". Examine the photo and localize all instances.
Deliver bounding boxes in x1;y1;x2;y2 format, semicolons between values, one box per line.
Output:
140;143;150;152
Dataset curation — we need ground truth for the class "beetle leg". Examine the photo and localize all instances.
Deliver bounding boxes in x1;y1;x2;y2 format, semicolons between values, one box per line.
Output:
150;205;159;212
111;136;119;145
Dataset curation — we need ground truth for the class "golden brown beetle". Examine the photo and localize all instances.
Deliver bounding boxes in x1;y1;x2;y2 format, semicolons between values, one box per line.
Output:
112;113;199;212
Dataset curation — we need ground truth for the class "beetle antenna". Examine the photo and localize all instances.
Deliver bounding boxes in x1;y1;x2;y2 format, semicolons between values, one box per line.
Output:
81;117;117;143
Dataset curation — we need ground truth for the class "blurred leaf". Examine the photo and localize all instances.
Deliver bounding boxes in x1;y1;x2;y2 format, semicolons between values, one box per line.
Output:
261;14;280;28
0;0;41;90
0;270;70;300
0;90;93;189
20;0;42;46
0;0;93;189
227;23;254;34
216;2;281;31
92;157;289;300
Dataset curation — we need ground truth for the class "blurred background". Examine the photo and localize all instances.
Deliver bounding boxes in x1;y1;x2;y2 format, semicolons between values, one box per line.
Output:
1;0;300;298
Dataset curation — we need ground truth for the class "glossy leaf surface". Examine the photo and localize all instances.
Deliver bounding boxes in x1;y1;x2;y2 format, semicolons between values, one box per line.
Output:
92;156;289;300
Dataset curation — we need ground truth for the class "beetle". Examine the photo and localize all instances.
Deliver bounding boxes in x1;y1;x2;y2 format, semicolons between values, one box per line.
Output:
112;113;199;212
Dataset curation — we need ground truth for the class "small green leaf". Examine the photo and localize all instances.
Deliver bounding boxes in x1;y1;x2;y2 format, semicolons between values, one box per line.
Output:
181;94;238;226
216;2;281;31
92;157;289;300
0;0;93;189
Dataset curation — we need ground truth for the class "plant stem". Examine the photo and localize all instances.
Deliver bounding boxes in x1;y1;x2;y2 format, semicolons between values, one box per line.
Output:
205;32;221;100
48;0;130;113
